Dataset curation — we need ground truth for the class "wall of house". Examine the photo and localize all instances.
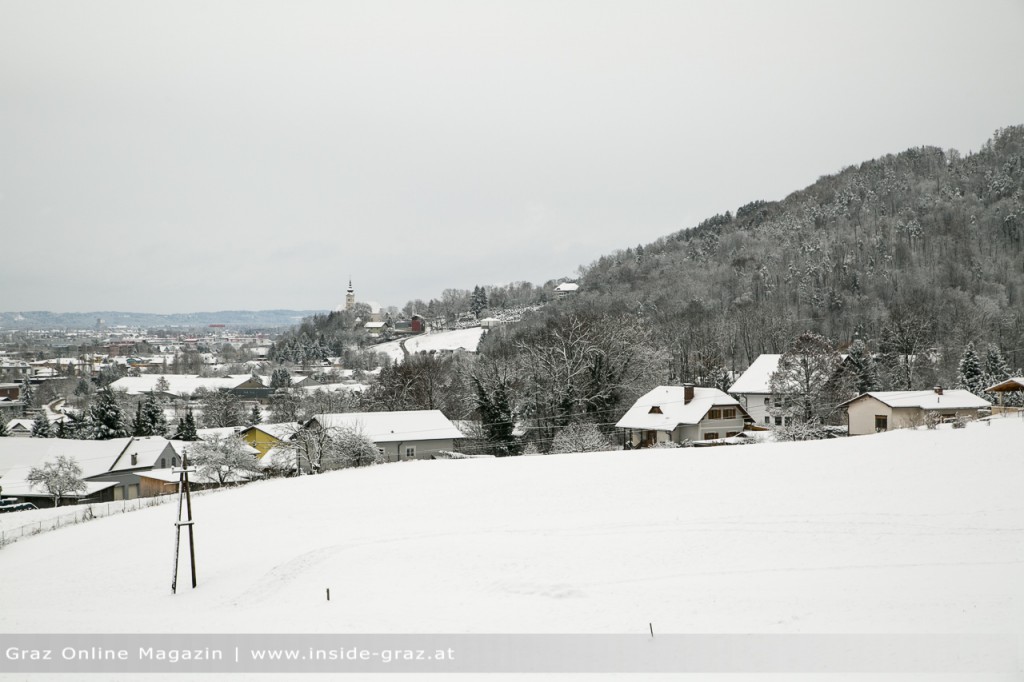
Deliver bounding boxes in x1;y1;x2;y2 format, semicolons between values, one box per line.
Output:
674;414;747;442
848;399;984;435
139;477;177;498
376;438;455;462
735;393;773;426
847;398;895;436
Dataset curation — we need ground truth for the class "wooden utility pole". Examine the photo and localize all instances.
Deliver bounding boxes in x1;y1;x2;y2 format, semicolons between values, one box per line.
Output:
171;450;198;594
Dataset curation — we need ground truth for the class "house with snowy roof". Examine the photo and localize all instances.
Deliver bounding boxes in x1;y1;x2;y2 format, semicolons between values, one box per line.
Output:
727;354;782;426
305;411;464;462
110;374;267;399
239;422;302;457
554;282;579;297
616;384;753;448
3;418;35;437
0;436;179;506
838;388;991;436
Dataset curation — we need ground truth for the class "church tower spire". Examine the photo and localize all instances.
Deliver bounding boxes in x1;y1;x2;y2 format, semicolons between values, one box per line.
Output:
345;278;355;311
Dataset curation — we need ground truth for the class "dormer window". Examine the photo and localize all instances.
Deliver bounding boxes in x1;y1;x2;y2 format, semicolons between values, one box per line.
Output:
648;406;663;414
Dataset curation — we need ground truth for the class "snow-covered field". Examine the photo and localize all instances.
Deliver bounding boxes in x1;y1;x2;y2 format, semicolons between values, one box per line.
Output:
1;419;1022;678
369;327;486;364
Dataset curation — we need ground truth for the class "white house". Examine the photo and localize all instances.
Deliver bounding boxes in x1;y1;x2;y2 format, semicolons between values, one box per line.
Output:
727;354;782;426
616;385;752;447
839;388;991;436
554;282;579;297
305;410;464;462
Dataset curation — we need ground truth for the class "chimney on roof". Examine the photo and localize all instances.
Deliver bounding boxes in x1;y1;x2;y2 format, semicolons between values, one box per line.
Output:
683;383;694;405
934;386;943;395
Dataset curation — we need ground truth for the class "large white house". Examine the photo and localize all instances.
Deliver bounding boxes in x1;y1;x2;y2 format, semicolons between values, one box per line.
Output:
616;385;752;447
727;354;782;426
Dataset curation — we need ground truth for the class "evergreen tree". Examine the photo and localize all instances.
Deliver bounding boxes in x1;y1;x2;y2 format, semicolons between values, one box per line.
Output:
470;286;489;318
20;380;34;415
955;342;986;397
89;386;129;440
472;373;520;456
0;420;8;437
30;413;52;438
133;392;167;436
248;402;263;426
270;368;292;389
173;409;199;441
983;344;1011;386
844;338;879;394
59;410;93;440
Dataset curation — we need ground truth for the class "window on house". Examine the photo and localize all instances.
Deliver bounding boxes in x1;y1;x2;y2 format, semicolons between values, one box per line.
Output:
726;431;739;438
160;458;166;468
171;456;178;467
774;416;782;426
648;406;662;414
722;408;737;419
405;446;416;458
875;415;888;432
708;409;722;420
703;432;720;440
764;397;771;405
764;416;771;424
784;417;792;426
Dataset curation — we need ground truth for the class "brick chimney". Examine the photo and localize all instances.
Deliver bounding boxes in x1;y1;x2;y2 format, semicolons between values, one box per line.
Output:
683;383;695;405
934;386;943;395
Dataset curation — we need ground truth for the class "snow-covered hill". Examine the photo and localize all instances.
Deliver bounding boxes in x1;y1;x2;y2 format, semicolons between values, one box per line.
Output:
369;327;486;364
1;419;1022;638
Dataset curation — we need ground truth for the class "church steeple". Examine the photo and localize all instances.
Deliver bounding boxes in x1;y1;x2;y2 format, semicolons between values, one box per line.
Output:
345;278;355;311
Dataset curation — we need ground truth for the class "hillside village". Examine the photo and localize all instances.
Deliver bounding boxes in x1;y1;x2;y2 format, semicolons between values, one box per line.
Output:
6;125;1022;501
1;275;1021;510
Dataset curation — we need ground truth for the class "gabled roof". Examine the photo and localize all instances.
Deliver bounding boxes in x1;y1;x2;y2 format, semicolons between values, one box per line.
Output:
241;422;302;441
107;436;176;472
985;377;1024;392
728;354;782;394
309;411;464;442
840;390;991;411
615;386;747;431
109;374;261;396
554;282;579;293
0;437;131;479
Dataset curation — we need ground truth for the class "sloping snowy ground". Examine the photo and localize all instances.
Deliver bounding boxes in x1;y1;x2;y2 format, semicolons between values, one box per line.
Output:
369;328;486;364
1;419;1022;640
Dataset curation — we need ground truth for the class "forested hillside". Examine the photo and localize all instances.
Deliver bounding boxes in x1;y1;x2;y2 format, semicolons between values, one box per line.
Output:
270;127;1024;451
571;125;1024;383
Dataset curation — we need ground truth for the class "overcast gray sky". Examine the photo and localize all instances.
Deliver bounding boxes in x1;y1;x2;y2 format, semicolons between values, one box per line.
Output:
2;0;1022;314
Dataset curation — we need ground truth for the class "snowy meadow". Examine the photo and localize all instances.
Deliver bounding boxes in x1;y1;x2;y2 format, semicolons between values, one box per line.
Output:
1;418;1021;640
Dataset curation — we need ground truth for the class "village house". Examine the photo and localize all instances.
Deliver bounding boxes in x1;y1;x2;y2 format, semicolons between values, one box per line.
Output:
839;388;991;436
0;436;180;507
305;410;464;462
553;282;579;297
727;354;782;426
239;422;302;457
616;384;753;447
